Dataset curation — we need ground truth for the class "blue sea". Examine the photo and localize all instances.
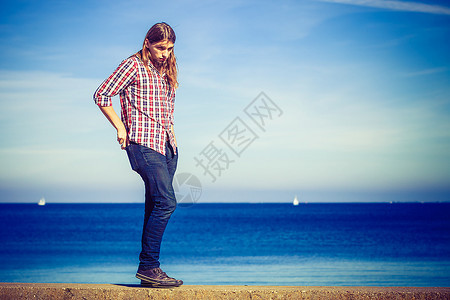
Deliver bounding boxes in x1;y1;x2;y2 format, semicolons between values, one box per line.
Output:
0;203;449;286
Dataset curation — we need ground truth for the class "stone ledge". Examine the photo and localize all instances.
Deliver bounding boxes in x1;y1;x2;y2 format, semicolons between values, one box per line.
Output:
1;283;449;300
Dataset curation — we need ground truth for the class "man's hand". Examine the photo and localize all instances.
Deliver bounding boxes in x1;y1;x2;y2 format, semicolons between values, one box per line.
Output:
117;127;129;150
99;106;129;150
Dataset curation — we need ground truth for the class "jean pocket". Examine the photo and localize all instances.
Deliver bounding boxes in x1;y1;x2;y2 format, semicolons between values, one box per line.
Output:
126;145;140;172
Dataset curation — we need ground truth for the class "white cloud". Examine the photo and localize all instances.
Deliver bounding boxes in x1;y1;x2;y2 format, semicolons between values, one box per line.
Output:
319;0;450;15
400;67;448;77
0;70;110;146
0;70;136;189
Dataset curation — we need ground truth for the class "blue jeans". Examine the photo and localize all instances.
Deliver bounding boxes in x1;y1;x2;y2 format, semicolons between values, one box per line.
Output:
126;142;178;270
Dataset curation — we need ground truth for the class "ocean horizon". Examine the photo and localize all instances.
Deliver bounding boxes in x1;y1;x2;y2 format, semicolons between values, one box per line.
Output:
1;202;449;286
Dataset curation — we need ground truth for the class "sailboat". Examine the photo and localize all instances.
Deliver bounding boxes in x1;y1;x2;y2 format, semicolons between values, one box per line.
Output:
293;195;299;206
38;197;46;206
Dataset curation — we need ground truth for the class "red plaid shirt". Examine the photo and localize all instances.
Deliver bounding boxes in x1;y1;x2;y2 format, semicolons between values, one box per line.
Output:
94;55;176;156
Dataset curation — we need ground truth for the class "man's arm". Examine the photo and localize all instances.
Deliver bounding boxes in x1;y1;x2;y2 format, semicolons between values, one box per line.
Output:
99;106;129;150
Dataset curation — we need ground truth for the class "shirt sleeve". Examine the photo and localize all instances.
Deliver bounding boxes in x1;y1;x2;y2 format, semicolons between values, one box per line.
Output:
93;57;137;107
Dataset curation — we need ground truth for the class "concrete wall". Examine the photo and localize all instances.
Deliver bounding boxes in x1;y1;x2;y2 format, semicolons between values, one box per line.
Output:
1;283;449;300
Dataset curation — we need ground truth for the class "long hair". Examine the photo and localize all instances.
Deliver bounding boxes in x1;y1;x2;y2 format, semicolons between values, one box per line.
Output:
136;22;178;89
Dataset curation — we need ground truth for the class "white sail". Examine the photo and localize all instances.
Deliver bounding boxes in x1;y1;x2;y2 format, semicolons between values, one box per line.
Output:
293;195;299;206
38;198;46;206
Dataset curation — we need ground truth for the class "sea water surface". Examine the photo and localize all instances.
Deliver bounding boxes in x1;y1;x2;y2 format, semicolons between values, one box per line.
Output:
0;203;449;286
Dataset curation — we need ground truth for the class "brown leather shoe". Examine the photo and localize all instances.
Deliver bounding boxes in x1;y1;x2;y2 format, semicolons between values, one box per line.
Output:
136;267;183;287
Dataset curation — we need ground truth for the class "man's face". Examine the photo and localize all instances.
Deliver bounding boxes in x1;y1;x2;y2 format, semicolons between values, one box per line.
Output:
145;39;174;68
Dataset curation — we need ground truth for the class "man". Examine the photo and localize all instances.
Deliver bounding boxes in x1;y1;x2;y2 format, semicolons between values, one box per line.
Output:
93;22;182;288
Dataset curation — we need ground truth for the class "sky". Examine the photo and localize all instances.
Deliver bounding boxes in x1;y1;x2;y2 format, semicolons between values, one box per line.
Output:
0;0;449;203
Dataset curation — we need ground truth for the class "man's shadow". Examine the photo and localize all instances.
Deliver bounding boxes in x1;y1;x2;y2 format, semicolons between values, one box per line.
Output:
113;283;179;289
